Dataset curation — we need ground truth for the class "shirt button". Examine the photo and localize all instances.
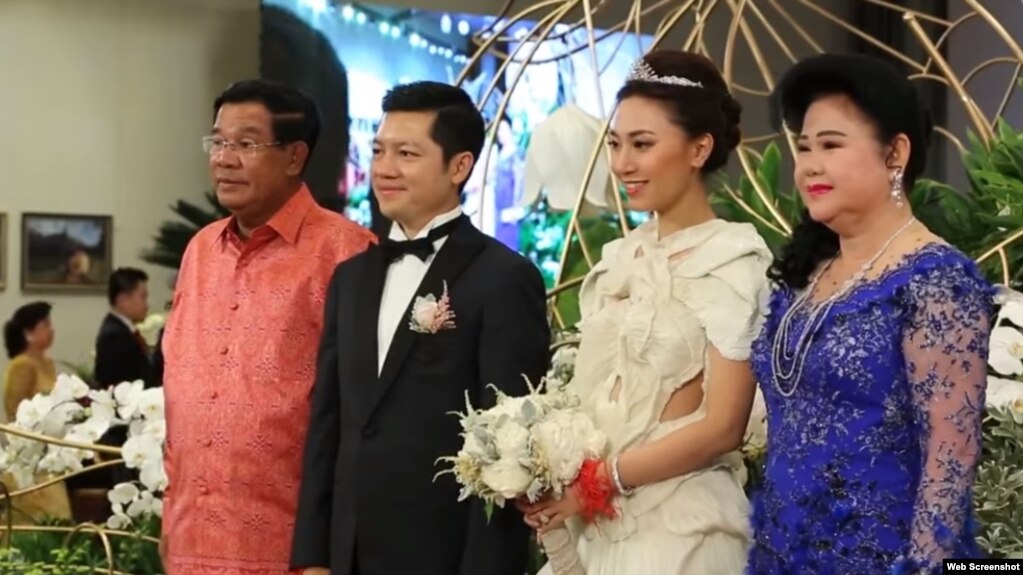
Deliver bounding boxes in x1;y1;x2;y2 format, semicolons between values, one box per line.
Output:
230;302;239;311
203;438;213;447
199;486;208;495
220;346;228;355
209;390;218;399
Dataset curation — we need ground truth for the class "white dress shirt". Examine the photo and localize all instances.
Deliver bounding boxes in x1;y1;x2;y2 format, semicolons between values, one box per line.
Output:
377;206;463;373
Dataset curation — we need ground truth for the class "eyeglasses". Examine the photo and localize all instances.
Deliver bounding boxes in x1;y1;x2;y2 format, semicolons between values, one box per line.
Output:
202;136;282;156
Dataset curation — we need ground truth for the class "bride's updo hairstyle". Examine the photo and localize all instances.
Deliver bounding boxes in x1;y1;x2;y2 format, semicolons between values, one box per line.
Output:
767;53;932;290
616;49;743;175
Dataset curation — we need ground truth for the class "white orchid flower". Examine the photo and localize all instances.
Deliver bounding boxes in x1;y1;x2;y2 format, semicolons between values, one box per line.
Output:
113;380;145;420
122;434;163;471
87;388;118;423
106;502;132;530
51;374;91;403
109;482;140;506
15;393;56;429
139;462;168;492
986;376;1023;410
988;325;1023;376
137;388;165;422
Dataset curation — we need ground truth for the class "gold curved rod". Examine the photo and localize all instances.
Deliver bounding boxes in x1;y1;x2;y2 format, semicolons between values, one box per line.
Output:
961;57;1022;87
0;424;122;456
0;523;160;545
766;0;824;54
924;11;978;71
933;126;967;157
958;58;1023;126
479;0;614;45
547;275;586;298
468;3;577;115
63;522;116;575
795;1;924;72
978;227;1023;266
678;0;721;53
736;145;792;234
742;132;784;145
961;0;1023;66
3;459;126;500
904;14;994;147
720;0;789;233
455;0;567;87
721;186;789;237
992;63;1022;125
0;563;133;575
479;0;678;64
655;1;695;41
0;482;11;549
550;303;567;331
469;2;580;228
744;0;797;63
472;0;524;39
724;0;777;93
729;83;773;98
907;72;952;89
582;0;607;144
998;248;1011;287
860;0;953;26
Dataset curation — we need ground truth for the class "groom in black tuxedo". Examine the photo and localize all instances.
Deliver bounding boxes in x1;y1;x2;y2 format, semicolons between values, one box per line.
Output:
290;81;550;575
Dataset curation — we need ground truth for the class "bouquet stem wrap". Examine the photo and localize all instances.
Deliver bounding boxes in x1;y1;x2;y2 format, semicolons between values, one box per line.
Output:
539;524;585;575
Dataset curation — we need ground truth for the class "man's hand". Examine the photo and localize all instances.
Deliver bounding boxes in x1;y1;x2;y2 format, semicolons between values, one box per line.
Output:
302;569;329;575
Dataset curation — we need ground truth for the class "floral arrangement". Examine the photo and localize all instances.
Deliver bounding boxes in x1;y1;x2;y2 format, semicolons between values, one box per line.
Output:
975;287;1023;558
136;313;166;347
436;378;606;511
0;375;166;531
436;367;605;575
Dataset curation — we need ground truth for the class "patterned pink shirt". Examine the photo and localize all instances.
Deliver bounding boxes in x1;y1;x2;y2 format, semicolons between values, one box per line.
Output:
161;186;374;575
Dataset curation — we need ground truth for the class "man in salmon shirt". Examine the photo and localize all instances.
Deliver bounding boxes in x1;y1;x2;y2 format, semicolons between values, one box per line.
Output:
160;79;375;575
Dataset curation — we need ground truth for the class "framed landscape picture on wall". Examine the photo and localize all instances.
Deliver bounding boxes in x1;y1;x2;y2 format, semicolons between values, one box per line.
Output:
21;213;113;293
0;212;6;291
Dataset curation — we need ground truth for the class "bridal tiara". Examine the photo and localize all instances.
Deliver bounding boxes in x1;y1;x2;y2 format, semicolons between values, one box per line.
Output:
626;59;704;88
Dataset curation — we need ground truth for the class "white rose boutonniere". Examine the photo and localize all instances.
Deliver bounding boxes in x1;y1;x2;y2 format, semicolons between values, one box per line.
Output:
410;281;457;334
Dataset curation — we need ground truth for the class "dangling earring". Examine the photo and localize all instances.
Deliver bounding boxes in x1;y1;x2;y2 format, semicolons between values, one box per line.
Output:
890;167;905;208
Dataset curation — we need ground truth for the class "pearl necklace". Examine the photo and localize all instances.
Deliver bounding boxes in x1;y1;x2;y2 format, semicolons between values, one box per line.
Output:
771;217;917;397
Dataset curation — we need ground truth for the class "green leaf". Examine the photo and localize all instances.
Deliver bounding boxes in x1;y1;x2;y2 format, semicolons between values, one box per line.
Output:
484;499;495;523
757;142;782;193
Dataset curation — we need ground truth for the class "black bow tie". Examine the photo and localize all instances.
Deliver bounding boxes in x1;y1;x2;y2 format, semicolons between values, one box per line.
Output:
380;216;463;263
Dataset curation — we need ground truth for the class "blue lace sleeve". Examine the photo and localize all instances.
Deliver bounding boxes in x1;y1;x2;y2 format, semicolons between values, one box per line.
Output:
901;260;992;571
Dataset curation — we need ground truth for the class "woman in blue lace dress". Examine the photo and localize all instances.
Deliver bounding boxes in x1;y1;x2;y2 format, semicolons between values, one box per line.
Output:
747;54;994;574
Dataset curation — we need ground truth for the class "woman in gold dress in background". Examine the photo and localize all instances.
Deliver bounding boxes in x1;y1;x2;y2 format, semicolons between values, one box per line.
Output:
2;301;72;522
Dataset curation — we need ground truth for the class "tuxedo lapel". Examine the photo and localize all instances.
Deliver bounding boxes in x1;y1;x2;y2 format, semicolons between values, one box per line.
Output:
369;216;483;416
352;246;386;415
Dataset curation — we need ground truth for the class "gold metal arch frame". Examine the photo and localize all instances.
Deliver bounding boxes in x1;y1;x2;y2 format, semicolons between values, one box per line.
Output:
456;0;1023;328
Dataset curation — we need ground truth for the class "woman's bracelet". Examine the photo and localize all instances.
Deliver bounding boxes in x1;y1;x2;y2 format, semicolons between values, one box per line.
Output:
610;454;635;497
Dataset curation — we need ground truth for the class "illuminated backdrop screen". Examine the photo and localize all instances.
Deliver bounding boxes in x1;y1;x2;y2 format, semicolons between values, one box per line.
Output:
262;0;651;279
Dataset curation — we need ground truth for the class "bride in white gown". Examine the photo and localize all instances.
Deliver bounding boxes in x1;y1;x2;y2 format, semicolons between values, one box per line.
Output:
521;50;772;574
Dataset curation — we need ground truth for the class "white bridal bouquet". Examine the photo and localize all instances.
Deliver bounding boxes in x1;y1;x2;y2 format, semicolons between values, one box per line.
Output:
437;377;605;575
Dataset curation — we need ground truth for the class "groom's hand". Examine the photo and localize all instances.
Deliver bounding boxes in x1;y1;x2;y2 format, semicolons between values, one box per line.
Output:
302;569;329;575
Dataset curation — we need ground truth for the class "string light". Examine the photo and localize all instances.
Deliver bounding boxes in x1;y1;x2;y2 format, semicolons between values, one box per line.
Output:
334;3;468;62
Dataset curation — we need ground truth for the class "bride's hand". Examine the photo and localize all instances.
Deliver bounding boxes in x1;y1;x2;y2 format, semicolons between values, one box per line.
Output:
520;488;583;533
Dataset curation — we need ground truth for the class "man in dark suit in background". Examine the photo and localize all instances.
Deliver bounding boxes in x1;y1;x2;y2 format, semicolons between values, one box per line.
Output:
94;267;153;388
290;82;550;575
